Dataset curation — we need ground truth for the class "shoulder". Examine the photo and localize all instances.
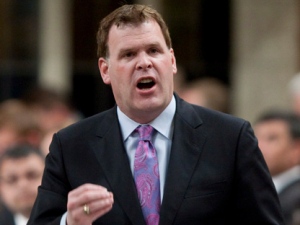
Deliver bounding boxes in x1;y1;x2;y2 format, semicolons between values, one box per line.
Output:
175;95;248;130
0;204;14;224
56;106;117;139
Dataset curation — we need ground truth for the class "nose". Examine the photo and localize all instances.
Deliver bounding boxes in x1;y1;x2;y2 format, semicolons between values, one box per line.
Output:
16;176;31;188
136;52;152;70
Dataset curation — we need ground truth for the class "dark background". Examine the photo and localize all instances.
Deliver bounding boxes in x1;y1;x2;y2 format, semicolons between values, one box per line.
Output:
0;0;231;117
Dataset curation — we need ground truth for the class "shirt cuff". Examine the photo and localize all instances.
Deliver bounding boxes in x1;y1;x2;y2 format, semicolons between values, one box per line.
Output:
60;212;67;225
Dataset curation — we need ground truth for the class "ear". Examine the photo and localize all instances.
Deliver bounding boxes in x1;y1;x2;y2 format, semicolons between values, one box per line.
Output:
170;48;177;74
98;58;111;85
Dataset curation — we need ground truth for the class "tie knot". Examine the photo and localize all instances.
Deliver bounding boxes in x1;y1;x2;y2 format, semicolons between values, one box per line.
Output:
136;125;153;141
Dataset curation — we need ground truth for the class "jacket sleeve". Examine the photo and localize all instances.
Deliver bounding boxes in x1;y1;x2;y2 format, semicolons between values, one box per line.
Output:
28;133;70;225
234;121;285;224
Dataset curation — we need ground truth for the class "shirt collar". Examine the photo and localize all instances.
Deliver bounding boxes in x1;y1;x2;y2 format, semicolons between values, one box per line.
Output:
272;165;300;193
117;95;176;141
14;213;28;225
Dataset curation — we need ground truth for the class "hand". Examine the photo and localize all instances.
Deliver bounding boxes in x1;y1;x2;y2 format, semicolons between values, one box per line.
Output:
66;183;114;225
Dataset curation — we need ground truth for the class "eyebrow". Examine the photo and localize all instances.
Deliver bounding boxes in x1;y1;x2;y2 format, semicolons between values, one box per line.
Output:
118;42;163;55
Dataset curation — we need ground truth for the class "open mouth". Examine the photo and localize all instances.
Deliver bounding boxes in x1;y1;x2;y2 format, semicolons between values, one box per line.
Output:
137;78;155;90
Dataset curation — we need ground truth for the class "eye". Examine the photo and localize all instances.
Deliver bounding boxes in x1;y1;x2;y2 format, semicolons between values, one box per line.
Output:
26;171;42;181
1;176;18;185
124;51;135;58
149;48;158;54
266;134;278;142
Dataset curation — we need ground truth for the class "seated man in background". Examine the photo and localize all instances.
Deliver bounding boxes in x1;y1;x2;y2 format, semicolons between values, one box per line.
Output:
254;110;300;225
21;87;81;135
180;77;229;113
0;145;44;225
21;87;81;156
0;99;42;156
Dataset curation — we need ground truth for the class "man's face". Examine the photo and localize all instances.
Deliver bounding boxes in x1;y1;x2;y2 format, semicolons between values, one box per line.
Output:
0;127;19;156
254;120;295;176
0;154;44;217
99;20;177;123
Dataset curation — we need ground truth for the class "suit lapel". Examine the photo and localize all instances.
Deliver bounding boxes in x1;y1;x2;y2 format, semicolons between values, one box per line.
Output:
160;97;207;225
92;107;146;225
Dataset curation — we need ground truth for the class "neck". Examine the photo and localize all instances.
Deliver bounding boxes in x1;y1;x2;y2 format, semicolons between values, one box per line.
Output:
19;209;31;219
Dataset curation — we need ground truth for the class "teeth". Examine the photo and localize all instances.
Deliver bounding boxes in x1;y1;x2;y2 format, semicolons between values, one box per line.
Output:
139;78;153;83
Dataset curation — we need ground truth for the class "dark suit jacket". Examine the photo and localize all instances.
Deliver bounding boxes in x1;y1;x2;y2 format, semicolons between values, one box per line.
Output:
279;178;300;225
0;204;16;225
28;95;284;225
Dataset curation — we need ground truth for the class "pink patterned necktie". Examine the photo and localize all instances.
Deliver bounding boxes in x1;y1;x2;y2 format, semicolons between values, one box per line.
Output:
134;125;160;225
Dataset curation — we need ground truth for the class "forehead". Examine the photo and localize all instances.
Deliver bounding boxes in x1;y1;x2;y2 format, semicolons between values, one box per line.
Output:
107;20;166;49
255;120;289;134
0;155;44;174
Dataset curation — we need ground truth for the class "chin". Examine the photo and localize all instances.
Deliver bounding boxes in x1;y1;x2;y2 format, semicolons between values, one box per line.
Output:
140;100;164;111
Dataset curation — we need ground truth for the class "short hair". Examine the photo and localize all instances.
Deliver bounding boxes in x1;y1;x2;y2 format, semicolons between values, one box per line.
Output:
0;99;40;136
255;110;300;140
96;4;172;58
0;145;44;169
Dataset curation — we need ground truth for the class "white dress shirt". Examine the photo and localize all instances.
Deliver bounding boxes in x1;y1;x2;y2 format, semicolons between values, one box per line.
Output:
14;213;28;225
272;165;300;193
61;96;176;225
117;95;176;201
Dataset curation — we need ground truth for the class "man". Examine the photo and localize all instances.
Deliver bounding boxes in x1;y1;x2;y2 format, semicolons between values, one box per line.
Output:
28;4;284;225
0;145;44;225
254;110;300;225
0;99;42;155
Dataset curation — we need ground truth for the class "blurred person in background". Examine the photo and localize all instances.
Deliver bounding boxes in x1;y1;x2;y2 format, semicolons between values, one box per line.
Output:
22;87;81;134
254;110;300;225
0;99;42;155
0;145;44;225
291;209;300;225
22;87;81;156
180;77;229;113
39;119;79;157
172;64;188;97
288;72;300;116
